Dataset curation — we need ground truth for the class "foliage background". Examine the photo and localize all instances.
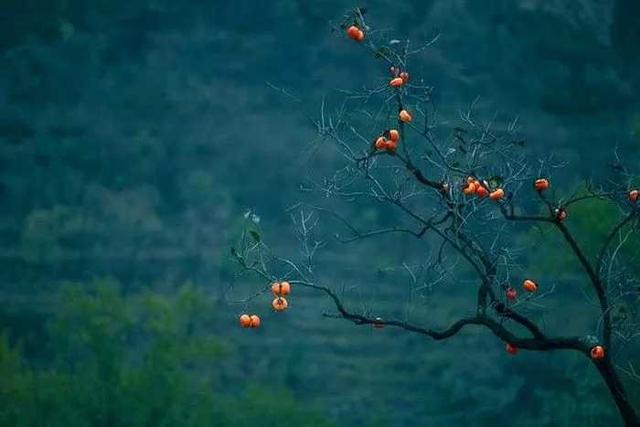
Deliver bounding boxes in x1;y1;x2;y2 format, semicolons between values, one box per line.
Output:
1;0;639;426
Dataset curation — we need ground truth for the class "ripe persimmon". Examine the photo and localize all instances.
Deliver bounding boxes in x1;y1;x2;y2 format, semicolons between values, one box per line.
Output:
399;71;409;83
629;190;639;203
249;314;261;328
272;297;288;312
346;26;362;41
523;279;538;293
489;188;505;201
239;314;252;328
506;288;517;301
385;139;398;151
506;343;518;355
280;281;291;295
399;110;412;123
388;129;400;142
534;178;550;192
271;281;291;297
475;185;489;198
463;181;477;196
590;345;605;360
390;77;404;87
356;29;365;41
374;136;387;150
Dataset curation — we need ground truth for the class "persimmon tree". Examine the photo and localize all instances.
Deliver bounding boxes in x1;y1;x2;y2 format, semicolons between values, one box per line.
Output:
230;9;640;426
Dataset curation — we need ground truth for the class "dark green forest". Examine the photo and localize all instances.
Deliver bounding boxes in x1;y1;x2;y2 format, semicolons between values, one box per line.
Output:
1;1;640;426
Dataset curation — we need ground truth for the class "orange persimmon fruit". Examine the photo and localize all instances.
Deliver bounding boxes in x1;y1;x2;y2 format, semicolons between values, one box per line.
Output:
629;190;639;203
534;178;550;192
346;26;362;41
475;185;489;198
239;314;252;328
249;314;261;328
506;343;518;355
399;109;412;123
272;297;288;312
522;279;538;293
489;188;505;201
271;281;291;297
279;281;291;295
388;129;400;142
374;136;387;150
390;77;404;87
590;345;605;360
463;181;477;196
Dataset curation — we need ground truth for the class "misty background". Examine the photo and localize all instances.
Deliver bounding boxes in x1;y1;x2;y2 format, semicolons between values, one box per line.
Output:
1;1;639;426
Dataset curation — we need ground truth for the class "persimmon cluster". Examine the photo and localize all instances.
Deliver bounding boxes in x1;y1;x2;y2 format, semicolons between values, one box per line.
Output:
238;313;261;329
461;177;504;201
505;278;538;304
238;281;291;330
346;25;365;42
271;281;290;312
374;129;399;152
388;66;409;88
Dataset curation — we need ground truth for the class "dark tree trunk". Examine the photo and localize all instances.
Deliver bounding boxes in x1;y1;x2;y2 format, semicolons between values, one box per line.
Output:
595;358;639;427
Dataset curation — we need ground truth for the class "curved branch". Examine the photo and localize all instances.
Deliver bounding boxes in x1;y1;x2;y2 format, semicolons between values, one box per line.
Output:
596;209;638;275
498;202;612;346
554;222;611;347
493;302;546;340
564;191;617;208
337;226;429;243
300;280;585;352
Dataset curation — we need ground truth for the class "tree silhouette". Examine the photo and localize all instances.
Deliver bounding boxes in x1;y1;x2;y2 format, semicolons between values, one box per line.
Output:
232;8;640;426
